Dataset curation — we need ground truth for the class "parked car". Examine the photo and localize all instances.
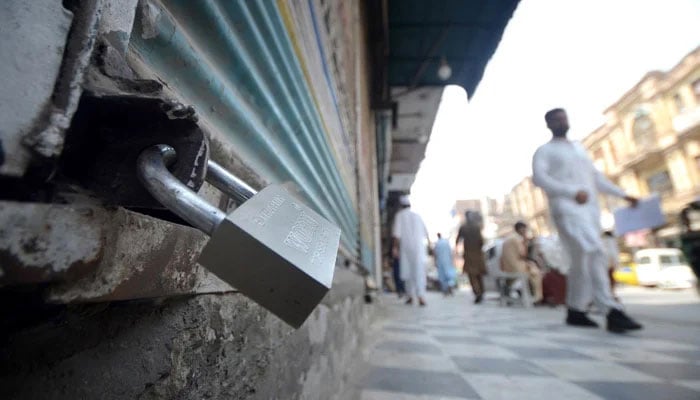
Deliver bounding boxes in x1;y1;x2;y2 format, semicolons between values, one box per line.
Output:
612;263;639;286
633;248;697;289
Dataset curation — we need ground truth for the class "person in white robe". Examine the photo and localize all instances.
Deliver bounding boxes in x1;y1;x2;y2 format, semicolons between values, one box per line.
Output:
532;108;642;333
392;195;430;306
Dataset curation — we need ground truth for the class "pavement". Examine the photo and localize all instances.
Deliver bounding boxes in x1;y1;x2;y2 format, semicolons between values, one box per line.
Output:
347;285;700;400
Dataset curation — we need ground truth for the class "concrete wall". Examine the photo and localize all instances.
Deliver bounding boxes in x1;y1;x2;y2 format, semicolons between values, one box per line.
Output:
0;268;373;400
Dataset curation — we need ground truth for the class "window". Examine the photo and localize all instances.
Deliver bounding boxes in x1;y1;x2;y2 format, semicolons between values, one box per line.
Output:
673;93;686;113
632;109;656;149
660;254;687;268
646;170;674;196
638;256;651;264
659;255;674;266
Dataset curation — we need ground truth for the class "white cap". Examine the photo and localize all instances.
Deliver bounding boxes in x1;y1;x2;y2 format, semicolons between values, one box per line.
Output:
399;195;411;206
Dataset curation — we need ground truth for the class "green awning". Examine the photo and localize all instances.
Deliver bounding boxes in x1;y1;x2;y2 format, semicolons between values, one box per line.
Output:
388;0;519;97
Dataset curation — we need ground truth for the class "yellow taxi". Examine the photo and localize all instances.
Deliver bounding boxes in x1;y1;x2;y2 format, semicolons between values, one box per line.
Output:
612;253;639;286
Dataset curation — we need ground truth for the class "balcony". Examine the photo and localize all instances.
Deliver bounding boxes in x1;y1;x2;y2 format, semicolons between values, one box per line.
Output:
673;105;700;134
619;143;664;171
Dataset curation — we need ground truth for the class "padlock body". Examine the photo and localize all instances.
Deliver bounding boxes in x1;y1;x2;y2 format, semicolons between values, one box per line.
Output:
198;184;340;328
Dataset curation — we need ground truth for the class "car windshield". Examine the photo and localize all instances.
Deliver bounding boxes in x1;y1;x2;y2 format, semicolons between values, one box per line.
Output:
637;256;651;264
659;253;687;267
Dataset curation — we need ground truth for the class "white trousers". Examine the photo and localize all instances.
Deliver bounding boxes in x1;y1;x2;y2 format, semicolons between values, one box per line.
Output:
403;260;427;299
555;217;620;313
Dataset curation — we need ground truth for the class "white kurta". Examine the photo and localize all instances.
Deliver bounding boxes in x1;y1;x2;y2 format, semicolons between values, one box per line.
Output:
603;236;620;269
533;139;625;312
392;208;429;299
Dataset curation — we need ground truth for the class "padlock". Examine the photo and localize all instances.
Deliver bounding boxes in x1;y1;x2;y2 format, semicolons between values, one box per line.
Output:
137;144;340;328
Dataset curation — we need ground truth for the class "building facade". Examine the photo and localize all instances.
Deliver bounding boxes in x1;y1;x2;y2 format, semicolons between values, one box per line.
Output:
506;47;700;247
585;47;700;246
504;178;552;237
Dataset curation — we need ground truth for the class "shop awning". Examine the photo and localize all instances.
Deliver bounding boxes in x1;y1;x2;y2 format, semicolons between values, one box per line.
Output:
387;0;519;97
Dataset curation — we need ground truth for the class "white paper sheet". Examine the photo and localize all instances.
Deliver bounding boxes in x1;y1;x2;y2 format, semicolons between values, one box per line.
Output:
613;195;666;236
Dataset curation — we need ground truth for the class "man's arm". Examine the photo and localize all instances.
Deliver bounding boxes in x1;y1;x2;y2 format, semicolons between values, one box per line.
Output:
594;170;624;197
532;147;580;198
577;142;636;206
594;170;638;206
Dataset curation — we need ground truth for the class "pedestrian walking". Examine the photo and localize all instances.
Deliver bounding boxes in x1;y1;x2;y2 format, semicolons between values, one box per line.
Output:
532;108;643;333
392;195;430;306
434;233;456;295
456;211;487;304
391;256;405;298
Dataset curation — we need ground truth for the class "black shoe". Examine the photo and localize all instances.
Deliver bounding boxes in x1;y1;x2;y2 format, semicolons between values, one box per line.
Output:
566;309;599;328
607;309;643;333
474;294;483;304
405;298;413;305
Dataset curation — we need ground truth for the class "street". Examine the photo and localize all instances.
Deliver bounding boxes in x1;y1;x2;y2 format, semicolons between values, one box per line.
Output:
347;286;700;400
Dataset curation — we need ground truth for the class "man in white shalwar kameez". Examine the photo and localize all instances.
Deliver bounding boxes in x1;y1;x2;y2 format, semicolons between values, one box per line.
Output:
392;195;430;306
532;108;643;333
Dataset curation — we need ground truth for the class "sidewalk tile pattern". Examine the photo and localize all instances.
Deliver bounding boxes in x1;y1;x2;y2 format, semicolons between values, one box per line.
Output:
357;292;700;400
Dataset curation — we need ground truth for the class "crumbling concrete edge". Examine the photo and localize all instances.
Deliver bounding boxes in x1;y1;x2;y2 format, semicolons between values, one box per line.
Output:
23;0;102;160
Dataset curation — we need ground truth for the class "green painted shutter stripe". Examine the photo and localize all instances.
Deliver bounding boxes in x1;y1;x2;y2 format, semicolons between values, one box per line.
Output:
130;0;360;254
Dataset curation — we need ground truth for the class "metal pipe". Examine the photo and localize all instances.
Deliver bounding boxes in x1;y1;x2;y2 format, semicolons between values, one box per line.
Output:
205;160;257;205
137;145;225;236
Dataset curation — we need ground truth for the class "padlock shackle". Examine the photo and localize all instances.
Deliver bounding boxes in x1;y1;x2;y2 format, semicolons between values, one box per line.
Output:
137;145;226;236
205;160;256;205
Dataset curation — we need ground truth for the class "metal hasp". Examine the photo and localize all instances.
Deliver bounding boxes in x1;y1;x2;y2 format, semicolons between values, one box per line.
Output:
138;145;226;236
137;145;340;328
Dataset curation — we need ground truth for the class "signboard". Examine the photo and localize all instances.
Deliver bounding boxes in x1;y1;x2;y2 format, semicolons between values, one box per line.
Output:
614;195;666;236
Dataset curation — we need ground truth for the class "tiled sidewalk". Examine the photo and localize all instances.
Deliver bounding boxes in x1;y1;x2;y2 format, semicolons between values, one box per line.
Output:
351;287;700;400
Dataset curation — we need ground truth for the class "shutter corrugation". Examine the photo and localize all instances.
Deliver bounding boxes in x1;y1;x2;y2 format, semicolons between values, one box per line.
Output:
129;0;364;259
